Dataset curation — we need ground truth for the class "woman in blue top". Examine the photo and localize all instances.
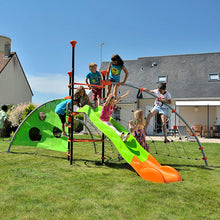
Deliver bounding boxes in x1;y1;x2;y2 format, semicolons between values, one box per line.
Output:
106;54;129;99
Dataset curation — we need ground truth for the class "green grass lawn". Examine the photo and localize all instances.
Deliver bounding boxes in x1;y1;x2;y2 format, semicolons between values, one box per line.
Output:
0;137;219;220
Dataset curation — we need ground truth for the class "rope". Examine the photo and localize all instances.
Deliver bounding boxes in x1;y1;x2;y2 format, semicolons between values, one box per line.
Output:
115;104;202;161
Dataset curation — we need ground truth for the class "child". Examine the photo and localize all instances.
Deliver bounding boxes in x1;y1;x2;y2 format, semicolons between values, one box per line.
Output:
106;54;129;99
0;105;8;138
85;63;102;107
55;99;71;137
143;82;172;143
55;86;93;137
129;109;149;152
73;86;94;109
100;91;130;142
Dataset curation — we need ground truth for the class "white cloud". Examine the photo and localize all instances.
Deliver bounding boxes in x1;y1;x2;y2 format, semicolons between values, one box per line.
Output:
27;73;85;95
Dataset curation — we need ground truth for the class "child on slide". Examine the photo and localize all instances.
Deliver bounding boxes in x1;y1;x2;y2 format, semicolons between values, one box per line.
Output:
100;91;130;142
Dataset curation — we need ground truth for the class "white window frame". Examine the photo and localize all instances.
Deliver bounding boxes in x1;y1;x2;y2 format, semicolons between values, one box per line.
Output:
157;75;167;83
209;73;219;81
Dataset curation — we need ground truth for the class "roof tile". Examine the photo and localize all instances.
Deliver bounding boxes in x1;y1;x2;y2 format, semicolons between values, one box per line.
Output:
0;52;15;73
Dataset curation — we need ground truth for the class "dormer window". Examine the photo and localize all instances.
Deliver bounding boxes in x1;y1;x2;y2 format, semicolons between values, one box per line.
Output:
158;76;167;83
152;62;157;67
209;73;219;81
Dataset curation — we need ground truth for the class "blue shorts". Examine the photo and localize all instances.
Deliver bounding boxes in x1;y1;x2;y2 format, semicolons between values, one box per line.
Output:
152;106;169;116
109;77;120;84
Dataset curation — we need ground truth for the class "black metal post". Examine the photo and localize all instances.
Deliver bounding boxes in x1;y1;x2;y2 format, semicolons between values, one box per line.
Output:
174;105;177;137
207;104;210;137
67;71;72;161
70;40;77;165
101;70;106;164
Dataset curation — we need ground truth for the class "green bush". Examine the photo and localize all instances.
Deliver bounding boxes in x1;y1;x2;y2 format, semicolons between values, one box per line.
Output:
73;114;83;132
9;103;37;127
22;103;37;121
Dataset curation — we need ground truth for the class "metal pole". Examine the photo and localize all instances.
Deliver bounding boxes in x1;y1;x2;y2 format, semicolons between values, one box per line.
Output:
70;40;77;165
174;104;177;137
67;71;72;160
96;43;104;66
207;104;210;137
101;70;106;164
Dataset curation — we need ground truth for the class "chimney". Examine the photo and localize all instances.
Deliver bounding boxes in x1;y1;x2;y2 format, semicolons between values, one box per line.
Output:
0;35;12;57
4;43;11;58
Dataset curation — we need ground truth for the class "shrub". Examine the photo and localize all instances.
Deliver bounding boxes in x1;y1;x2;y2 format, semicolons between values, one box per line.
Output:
9;103;37;127
9;104;28;127
22;103;37;121
73;114;84;132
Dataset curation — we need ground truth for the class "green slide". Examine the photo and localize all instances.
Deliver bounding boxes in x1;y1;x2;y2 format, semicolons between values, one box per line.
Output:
77;105;149;163
78;105;182;183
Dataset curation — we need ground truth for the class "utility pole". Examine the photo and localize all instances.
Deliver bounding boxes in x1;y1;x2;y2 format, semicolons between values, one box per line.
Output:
96;43;104;66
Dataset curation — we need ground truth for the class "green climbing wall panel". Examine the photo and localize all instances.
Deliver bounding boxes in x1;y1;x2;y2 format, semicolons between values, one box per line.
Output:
9;99;68;152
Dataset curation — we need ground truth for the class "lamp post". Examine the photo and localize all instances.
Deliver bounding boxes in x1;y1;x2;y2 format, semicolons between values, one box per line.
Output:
96;43;104;66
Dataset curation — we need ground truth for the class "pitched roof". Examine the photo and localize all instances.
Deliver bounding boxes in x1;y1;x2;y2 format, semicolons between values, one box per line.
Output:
0;51;33;96
0;52;15;73
100;52;220;103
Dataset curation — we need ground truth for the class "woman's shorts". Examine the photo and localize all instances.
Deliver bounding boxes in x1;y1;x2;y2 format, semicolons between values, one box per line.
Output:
152;106;169;116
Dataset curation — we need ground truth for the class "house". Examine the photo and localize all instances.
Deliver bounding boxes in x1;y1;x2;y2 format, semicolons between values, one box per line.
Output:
0;35;33;105
100;52;220;136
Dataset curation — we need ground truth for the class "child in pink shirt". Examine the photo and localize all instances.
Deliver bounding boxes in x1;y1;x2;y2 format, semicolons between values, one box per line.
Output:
100;91;130;142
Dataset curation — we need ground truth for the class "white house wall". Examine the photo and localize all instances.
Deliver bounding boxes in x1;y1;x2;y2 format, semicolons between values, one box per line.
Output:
178;106;216;127
0;55;32;105
117;104;135;129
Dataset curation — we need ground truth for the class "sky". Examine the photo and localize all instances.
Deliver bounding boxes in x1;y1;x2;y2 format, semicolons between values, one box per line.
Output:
1;0;220;104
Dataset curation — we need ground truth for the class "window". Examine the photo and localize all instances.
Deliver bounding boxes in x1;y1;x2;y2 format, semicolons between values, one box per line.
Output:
152;62;157;67
209;73;219;81
157;76;167;83
4;43;11;57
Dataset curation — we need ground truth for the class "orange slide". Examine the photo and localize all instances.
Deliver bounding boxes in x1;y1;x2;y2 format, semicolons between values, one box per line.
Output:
130;154;182;183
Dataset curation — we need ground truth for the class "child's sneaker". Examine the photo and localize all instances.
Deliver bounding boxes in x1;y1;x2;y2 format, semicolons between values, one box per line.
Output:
164;138;170;144
120;132;125;139
62;132;68;137
123;132;130;142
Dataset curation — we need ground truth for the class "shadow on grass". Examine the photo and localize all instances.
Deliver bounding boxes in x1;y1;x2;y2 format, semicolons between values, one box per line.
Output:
6;151;135;172
72;158;135;172
160;163;219;170
8;151;219;173
7;151;67;160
